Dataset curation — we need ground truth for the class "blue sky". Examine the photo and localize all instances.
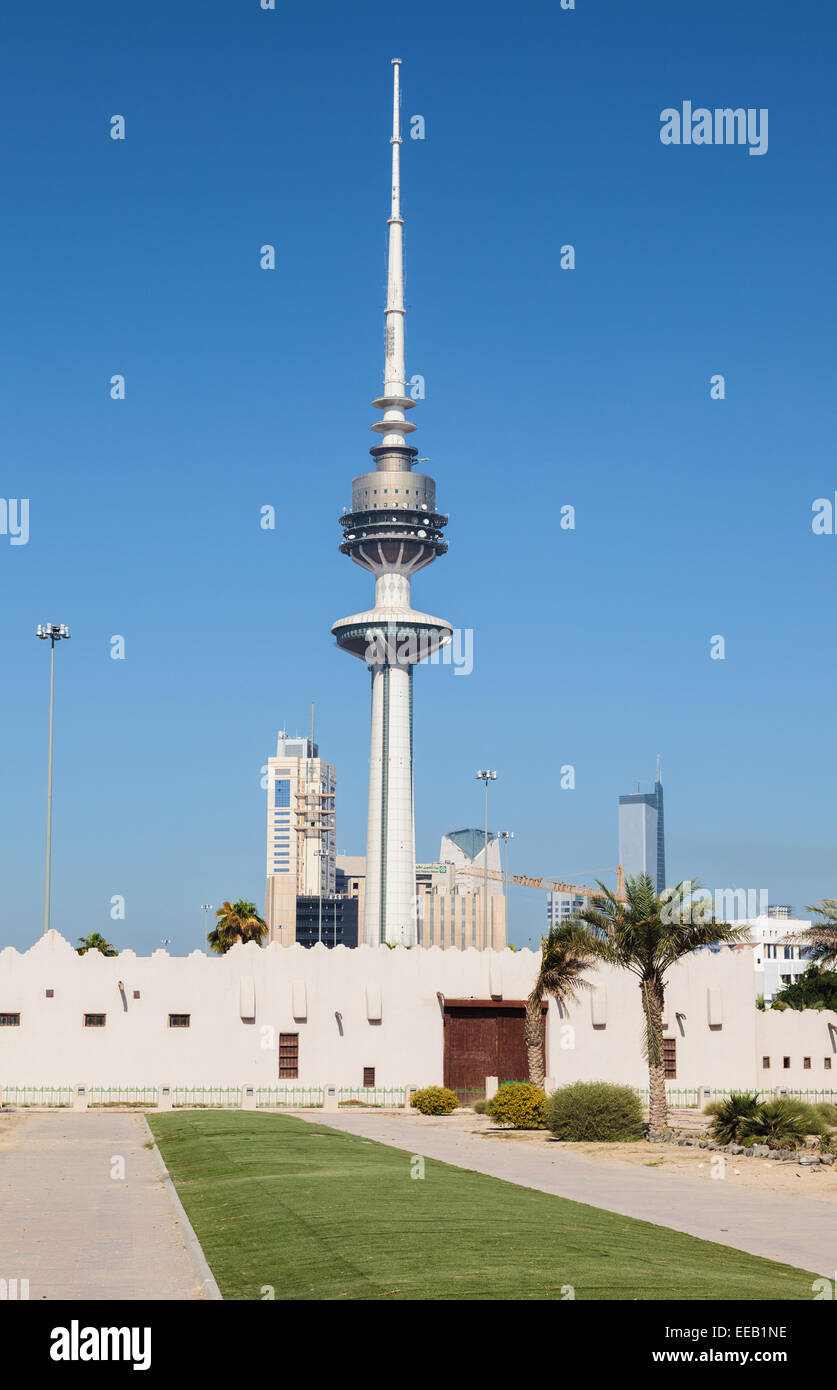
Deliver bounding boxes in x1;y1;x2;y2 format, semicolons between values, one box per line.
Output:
1;0;835;953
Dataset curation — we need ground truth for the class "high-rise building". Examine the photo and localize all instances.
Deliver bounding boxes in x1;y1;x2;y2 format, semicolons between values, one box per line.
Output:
332;61;451;947
294;894;359;950
546;892;588;927
618;757;666;894
439;828;504;891
264;731;336;945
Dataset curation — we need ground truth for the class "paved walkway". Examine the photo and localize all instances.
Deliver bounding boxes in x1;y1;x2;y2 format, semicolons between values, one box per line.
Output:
0;1113;203;1300
295;1111;836;1278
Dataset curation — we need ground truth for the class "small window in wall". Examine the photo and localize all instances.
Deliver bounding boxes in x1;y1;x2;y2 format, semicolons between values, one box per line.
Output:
783;1056;791;1069
169;1014;190;1028
662;1037;676;1080
0;1014;20;1026
133;990;140;999
363;1067;376;1088
762;1056;771;1069
45;989;54;998
825;1058;832;1070
279;1033;299;1079
84;1014;106;1028
803;1057;811;1070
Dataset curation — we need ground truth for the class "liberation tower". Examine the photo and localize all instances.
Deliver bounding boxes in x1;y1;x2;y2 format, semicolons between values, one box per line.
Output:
332;60;451;947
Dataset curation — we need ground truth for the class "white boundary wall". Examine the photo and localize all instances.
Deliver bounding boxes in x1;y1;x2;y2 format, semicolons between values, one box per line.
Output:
0;932;834;1093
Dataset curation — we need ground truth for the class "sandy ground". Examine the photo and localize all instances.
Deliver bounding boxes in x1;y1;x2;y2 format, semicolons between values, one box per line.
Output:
424;1110;837;1202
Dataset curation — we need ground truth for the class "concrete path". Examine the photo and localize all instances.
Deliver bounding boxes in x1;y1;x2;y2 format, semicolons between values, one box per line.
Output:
0;1113;203;1300
294;1111;836;1278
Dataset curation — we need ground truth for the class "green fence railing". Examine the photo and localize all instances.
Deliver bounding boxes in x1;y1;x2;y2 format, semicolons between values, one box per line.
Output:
256;1087;324;1108
88;1087;158;1108
632;1087;701;1108
172;1087;242;1109
338;1087;406;1108
453;1086;486;1108
1;1085;73;1108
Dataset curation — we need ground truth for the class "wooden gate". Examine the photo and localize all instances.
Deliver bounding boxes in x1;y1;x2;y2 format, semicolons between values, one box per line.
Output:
442;1000;543;1092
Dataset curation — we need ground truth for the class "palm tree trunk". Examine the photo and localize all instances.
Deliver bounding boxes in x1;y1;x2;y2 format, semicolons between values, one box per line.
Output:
644;979;667;1132
525;992;545;1087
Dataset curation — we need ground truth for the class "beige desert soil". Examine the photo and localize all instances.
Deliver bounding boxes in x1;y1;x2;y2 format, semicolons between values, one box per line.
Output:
454;1110;837;1201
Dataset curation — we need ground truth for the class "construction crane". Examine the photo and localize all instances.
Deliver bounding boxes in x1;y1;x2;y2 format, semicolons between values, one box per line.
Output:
457;863;625;901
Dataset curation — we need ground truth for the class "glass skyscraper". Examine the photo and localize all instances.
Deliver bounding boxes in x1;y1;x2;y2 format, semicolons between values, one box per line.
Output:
618;765;666;894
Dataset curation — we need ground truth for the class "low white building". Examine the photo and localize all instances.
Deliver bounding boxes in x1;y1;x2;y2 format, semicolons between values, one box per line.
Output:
743;915;815;1001
0;932;834;1098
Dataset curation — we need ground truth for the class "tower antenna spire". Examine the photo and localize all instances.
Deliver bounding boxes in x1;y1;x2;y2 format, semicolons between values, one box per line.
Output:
374;58;414;449
655;752;662;784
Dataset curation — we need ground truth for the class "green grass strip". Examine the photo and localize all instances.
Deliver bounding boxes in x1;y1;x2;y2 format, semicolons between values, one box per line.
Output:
147;1111;818;1301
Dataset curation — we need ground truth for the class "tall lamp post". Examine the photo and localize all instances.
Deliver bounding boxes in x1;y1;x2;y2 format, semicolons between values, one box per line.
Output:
201;904;213;950
313;845;325;943
476;770;497;948
498;829;514;940
36;623;70;935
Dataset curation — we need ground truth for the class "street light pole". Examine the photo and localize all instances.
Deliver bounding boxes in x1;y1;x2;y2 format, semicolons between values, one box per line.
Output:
201;904;213;951
36;623;70;935
476;770;497;948
498;829;514;939
314;845;324;943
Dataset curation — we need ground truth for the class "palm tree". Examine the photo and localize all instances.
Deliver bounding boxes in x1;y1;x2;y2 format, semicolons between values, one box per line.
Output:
708;1091;761;1145
740;1099;811;1152
208;900;268;954
525;923;597;1087
76;932;118;956
571;875;749;1133
789;900;837;966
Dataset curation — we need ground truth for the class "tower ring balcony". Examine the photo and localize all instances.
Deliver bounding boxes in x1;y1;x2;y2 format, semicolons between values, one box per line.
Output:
339;507;448;573
332;606;453;665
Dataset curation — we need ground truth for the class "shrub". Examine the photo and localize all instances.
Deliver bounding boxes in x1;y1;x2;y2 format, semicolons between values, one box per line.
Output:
409;1086;458;1116
545;1081;644;1143
814;1101;837;1126
703;1099;724;1117
740;1099;811;1150
783;1100;828;1136
488;1082;546;1129
708;1092;761;1145
472;1098;492;1115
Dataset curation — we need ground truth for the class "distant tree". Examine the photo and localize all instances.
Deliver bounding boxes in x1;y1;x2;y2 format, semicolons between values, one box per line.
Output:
772;964;837;1012
76;933;118;956
208;901;268;954
790;901;837;967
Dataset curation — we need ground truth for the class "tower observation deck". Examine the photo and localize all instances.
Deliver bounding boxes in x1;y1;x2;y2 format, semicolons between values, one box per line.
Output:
332;59;452;946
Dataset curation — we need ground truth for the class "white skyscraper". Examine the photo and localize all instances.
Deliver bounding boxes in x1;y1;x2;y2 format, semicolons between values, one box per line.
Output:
618;759;666;894
332;61;451;946
264;731;336;945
